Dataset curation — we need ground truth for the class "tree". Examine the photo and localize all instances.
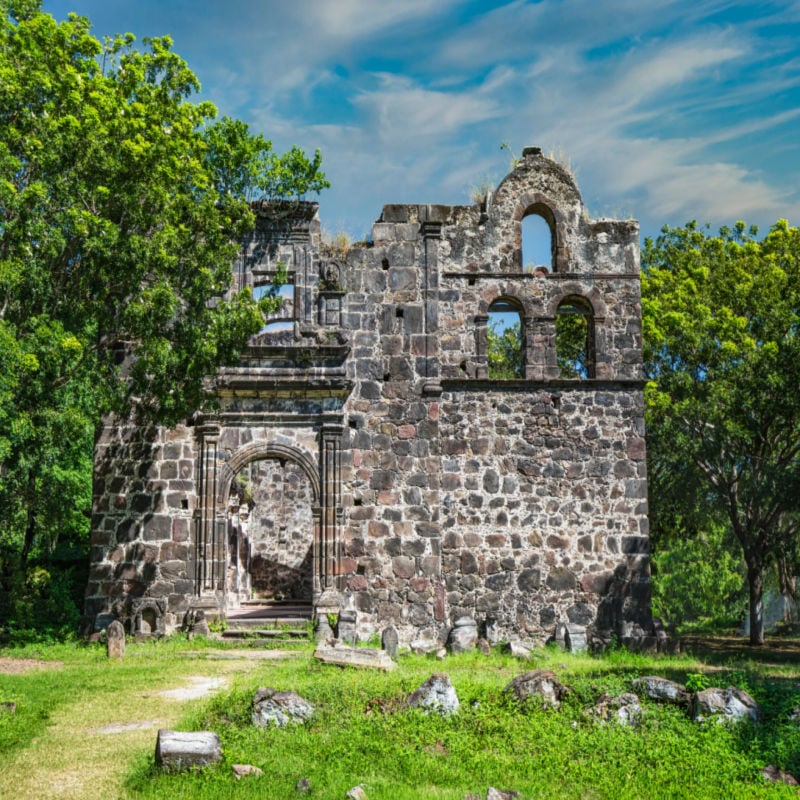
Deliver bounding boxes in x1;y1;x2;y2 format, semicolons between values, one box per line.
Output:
487;319;523;379
0;1;328;638
642;219;800;645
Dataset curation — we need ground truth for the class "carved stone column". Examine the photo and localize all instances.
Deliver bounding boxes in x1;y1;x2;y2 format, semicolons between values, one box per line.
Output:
320;424;344;591
194;424;223;598
475;314;489;379
421;214;443;394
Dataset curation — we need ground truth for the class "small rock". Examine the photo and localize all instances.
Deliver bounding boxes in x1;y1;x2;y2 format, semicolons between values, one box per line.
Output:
232;764;263;780
476;638;492;656
106;620;125;659
762;765;799;785
296;777;312;793
486;789;522;800
346;784;369;799
691;687;761;724
0;702;17;714
504;670;570;710
252;688;315;728
407;673;460;716
591;692;642;726
630;676;690;706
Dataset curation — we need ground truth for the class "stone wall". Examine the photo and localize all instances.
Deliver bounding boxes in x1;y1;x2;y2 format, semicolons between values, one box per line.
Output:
85;147;652;648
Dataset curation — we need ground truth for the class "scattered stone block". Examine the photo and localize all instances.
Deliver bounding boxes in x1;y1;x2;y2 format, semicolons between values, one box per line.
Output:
346;785;369;799
630;676;690;707
448;616;478;653
338;609;357;645
410;639;440;655
501;641;532;660
407;673;460;716
252;688;315;728
486;789;522;800
296;777;312;793
591;692;642;726
0;702;16;714
761;765;799;785
691;687;761;724
476;638;492;655
154;729;222;772
232;764;264;780
106;620;125;659
504;670;570;710
381;625;399;660
314;644;397;671
565;624;587;653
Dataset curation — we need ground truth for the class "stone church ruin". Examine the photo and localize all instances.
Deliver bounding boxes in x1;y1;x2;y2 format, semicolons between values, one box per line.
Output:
85;147;652;649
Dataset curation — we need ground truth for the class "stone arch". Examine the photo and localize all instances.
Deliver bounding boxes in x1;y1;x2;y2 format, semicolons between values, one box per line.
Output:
546;284;607;319
217;441;320;507
219;440;320;607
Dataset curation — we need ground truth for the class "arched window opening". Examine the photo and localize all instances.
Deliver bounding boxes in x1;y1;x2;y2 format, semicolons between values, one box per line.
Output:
522;207;554;273
556;297;594;379
487;298;524;379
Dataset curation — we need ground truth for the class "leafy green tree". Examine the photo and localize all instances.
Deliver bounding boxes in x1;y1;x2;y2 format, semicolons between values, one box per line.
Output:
487;320;523;379
0;1;328;638
651;521;746;627
642;219;800;645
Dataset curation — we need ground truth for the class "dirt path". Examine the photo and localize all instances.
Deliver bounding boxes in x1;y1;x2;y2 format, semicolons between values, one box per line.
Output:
0;649;299;800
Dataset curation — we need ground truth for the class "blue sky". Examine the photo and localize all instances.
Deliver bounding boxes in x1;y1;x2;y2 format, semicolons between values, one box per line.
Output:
42;1;800;243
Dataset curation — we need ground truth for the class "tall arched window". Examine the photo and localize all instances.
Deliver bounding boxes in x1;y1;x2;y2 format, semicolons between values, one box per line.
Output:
522;205;555;273
487;297;524;379
556;296;594;378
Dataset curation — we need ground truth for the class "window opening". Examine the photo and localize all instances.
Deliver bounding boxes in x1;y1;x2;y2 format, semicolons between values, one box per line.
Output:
487;298;523;379
522;210;554;273
254;278;294;334
556;297;594;378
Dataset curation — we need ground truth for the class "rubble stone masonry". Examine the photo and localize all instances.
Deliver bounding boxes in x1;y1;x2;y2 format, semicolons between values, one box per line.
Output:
85;148;651;647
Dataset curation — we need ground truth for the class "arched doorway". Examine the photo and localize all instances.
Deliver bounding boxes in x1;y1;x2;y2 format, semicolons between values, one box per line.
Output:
226;457;315;610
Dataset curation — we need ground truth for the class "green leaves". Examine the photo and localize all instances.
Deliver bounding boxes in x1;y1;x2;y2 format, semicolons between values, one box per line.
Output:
0;1;329;638
643;220;800;642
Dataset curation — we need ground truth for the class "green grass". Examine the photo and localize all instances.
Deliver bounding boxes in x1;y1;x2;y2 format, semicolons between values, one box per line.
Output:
2;638;800;798
129;646;800;799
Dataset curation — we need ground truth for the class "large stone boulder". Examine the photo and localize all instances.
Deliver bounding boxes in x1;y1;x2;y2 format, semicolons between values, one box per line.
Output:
691;687;761;724
406;673;460;716
251;688;315;728
155;729;222;772
630;676;690;706
503;670;570;710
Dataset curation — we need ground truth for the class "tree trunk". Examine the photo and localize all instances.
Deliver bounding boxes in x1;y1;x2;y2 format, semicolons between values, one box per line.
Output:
747;562;765;646
19;471;36;569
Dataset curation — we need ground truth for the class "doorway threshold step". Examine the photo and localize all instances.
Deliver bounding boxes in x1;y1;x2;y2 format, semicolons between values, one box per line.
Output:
221;628;309;639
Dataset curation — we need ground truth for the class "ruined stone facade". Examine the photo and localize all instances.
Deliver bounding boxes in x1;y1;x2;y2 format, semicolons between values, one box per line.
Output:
85;148;651;647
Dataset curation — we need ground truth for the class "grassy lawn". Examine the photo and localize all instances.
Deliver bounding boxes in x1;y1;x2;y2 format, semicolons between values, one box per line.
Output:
1;636;799;799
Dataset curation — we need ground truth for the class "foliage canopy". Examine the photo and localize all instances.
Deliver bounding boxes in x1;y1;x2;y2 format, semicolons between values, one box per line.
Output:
642;219;800;644
0;0;328;639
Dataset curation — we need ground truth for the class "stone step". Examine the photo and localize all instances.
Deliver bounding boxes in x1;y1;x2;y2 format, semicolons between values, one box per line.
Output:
221;628;309;640
226;616;311;630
